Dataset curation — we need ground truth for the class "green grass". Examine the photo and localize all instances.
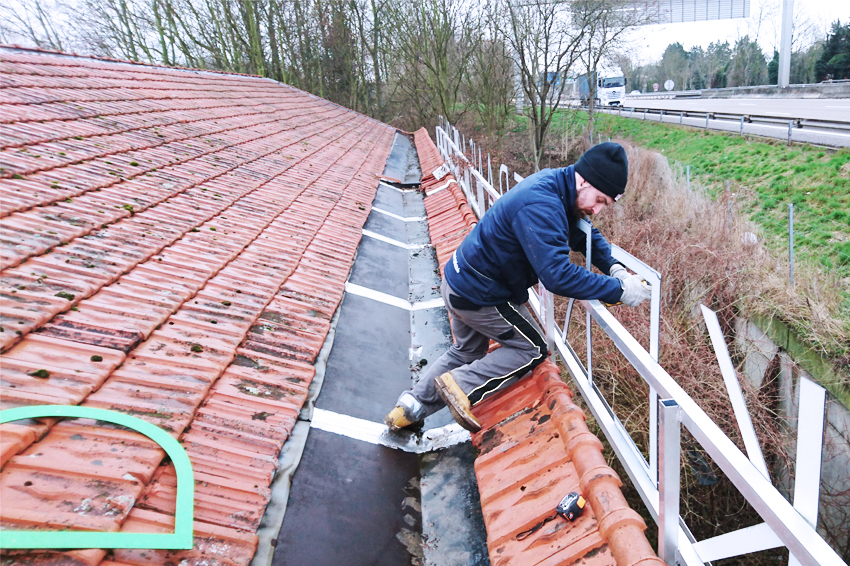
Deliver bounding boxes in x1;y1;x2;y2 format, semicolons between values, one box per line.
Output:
589;114;850;308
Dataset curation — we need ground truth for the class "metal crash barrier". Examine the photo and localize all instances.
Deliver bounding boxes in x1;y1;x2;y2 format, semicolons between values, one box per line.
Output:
434;117;843;566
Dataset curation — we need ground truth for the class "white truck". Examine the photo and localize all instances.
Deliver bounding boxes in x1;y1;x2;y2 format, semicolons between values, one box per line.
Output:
577;68;627;106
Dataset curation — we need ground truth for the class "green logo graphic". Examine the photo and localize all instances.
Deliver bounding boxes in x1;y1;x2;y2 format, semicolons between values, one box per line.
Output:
0;405;194;549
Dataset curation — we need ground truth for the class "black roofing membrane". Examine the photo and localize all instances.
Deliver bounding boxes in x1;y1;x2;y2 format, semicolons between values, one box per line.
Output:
362;206;430;246
273;428;422;566
372;181;407;213
348;237;411;300
315;292;412;422
382;131;422;186
273;181;488;566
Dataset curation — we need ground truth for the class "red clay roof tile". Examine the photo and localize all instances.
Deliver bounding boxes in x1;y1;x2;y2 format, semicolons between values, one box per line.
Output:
468;362;665;566
1;47;394;563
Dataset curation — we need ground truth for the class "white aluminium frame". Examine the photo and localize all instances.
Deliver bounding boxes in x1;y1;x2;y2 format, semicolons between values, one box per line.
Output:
434;119;843;566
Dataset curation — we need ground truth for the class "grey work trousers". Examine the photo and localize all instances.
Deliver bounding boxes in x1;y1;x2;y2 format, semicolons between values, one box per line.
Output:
409;278;548;419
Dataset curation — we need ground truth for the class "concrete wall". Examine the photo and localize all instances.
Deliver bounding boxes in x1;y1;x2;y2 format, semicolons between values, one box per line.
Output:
700;83;850;99
735;317;850;558
630;82;850;100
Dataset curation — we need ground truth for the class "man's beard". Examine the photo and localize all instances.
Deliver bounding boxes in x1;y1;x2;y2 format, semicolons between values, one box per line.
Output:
568;202;584;222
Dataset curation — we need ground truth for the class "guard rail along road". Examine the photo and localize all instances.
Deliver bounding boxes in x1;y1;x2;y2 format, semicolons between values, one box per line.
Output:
599;96;850;148
434;116;847;566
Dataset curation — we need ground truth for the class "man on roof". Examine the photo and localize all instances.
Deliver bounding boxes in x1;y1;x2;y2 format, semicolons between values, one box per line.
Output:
385;142;650;433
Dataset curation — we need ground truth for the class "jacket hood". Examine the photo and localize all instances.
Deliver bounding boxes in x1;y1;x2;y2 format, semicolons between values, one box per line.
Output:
557;165;578;219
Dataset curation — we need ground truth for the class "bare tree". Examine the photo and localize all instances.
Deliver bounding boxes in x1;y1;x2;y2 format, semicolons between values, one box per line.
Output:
351;0;391;119
388;0;480;128
465;0;515;151
72;0;153;61
0;0;68;50
502;0;584;171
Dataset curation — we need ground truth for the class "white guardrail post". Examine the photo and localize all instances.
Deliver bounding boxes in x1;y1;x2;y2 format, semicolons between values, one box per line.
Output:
658;398;681;565
432;118;841;566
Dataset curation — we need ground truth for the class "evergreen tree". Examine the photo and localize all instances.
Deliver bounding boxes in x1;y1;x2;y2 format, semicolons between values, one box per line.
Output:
728;35;766;86
768;50;778;84
816;20;850;81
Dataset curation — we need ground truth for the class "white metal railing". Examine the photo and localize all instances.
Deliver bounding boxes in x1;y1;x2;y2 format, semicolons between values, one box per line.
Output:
433;117;844;566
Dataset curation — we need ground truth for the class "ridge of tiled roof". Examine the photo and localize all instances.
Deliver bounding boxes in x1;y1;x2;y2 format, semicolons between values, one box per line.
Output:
472;362;665;566
1;43;267;78
411;128;663;566
0;48;395;565
413;127;476;274
0;44;387;141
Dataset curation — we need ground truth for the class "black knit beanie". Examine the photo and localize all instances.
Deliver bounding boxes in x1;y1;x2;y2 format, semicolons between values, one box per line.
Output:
574;142;629;201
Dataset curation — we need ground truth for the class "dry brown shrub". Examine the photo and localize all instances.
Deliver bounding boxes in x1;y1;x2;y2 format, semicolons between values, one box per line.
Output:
604;141;848;356
556;139;850;560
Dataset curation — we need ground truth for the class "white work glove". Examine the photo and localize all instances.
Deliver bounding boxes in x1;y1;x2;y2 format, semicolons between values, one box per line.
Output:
619;274;651;307
609;264;629;283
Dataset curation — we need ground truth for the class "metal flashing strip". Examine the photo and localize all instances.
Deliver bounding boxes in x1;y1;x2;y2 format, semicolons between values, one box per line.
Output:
379;181;418;193
425;178;457;197
344;282;443;311
310;408;470;454
371;206;426;222
362;229;429;250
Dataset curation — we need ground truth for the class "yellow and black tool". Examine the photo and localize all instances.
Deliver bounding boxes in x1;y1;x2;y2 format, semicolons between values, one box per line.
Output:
516;492;587;540
556;492;586;521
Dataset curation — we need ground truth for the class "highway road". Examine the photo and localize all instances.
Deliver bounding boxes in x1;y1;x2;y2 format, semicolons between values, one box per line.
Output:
620;97;850;122
604;97;850;147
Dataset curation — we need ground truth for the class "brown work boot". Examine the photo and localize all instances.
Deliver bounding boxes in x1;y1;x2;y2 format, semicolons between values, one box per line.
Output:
435;372;481;433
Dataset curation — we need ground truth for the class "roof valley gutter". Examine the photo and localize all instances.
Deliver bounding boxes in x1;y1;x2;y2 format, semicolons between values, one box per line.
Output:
264;151;489;563
251;169;446;563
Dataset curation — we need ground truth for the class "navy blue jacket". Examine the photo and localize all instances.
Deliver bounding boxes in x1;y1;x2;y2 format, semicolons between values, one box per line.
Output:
444;165;623;306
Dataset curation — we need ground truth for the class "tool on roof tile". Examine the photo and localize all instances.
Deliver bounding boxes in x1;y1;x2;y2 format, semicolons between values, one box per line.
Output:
603;278;651;307
515;492;586;540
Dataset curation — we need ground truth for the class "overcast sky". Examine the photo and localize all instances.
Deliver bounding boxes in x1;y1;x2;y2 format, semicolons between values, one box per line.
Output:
625;0;849;63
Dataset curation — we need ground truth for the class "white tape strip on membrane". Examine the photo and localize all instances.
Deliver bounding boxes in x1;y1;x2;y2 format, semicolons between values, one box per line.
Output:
371;206;426;222
362;229;428;250
425;178;457;197
345;282;444;311
379;181;417;193
311;408;470;453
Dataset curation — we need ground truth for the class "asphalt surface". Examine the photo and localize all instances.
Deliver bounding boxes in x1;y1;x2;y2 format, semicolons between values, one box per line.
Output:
607;97;850;147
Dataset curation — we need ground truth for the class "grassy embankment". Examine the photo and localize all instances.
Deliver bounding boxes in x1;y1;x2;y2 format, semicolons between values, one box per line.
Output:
593;113;850;304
